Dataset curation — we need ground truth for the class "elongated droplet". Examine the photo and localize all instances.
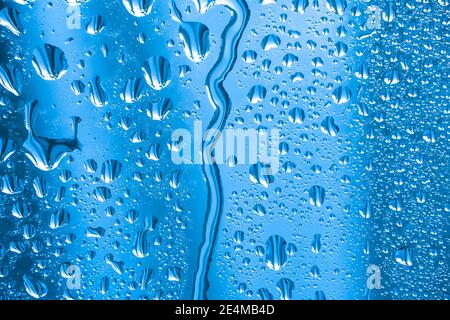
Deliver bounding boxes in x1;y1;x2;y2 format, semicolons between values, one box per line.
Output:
23;100;81;171
132;230;151;258
0;63;23;96
291;0;308;13
265;235;287;271
309;185;325;207
32;176;48;198
140;268;152;289
311;234;321;253
89;76;108;107
0;137;17;162
276;278;294;300
395;247;414;266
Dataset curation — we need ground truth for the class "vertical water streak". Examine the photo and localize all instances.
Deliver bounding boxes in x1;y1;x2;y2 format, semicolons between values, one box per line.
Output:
193;0;249;299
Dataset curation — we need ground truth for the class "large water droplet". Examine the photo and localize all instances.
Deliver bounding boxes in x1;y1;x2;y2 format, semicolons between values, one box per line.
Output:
179;22;210;62
276;278;294;300
32;44;68;80
332;85;352;104
23;274;48;299
247;85;267;104
100;160;122;183
395;247;414;266
326;0;347;15
120;77;145;103
132;230;151;258
89;76;108;107
142;56;171;90
146;97;173;121
309;185;325;207
50;209;70;229
291;0;308;13
265;235;287;271
0;137;17;162
320;116;339;137
261;34;281;51
23;101;81;171
249;163;275;188
0;7;23;36
122;0;155;17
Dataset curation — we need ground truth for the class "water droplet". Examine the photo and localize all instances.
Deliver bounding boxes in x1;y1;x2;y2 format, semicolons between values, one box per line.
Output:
311;234;321;253
332;85;352;104
50;209;70;229
179;22;210;62
242;50;257;63
32;176;48;198
395;247;414;266
320;116;339;137
120;77;145;103
122;0;155;17
1;174;24;194
92;186;111;202
23;274;48;299
288;107;305;124
261;34;281;51
167;267;181;281
100;160;122;183
32;44;68;80
147;97;173;120
132;230;151;258
247;85;267;104
142;56;171;90
0;137;17;162
0;63;23;96
86;226;106;238
291;0;308;13
89;76;108;107
265;235;287;271
276;278;294;300
86;15;105;35
0;7;23;36
309;185;325;207
23;101;81;171
249;163;275;188
326;0;347;15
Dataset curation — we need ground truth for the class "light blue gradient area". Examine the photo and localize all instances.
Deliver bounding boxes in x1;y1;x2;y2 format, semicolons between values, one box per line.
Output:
0;0;449;300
